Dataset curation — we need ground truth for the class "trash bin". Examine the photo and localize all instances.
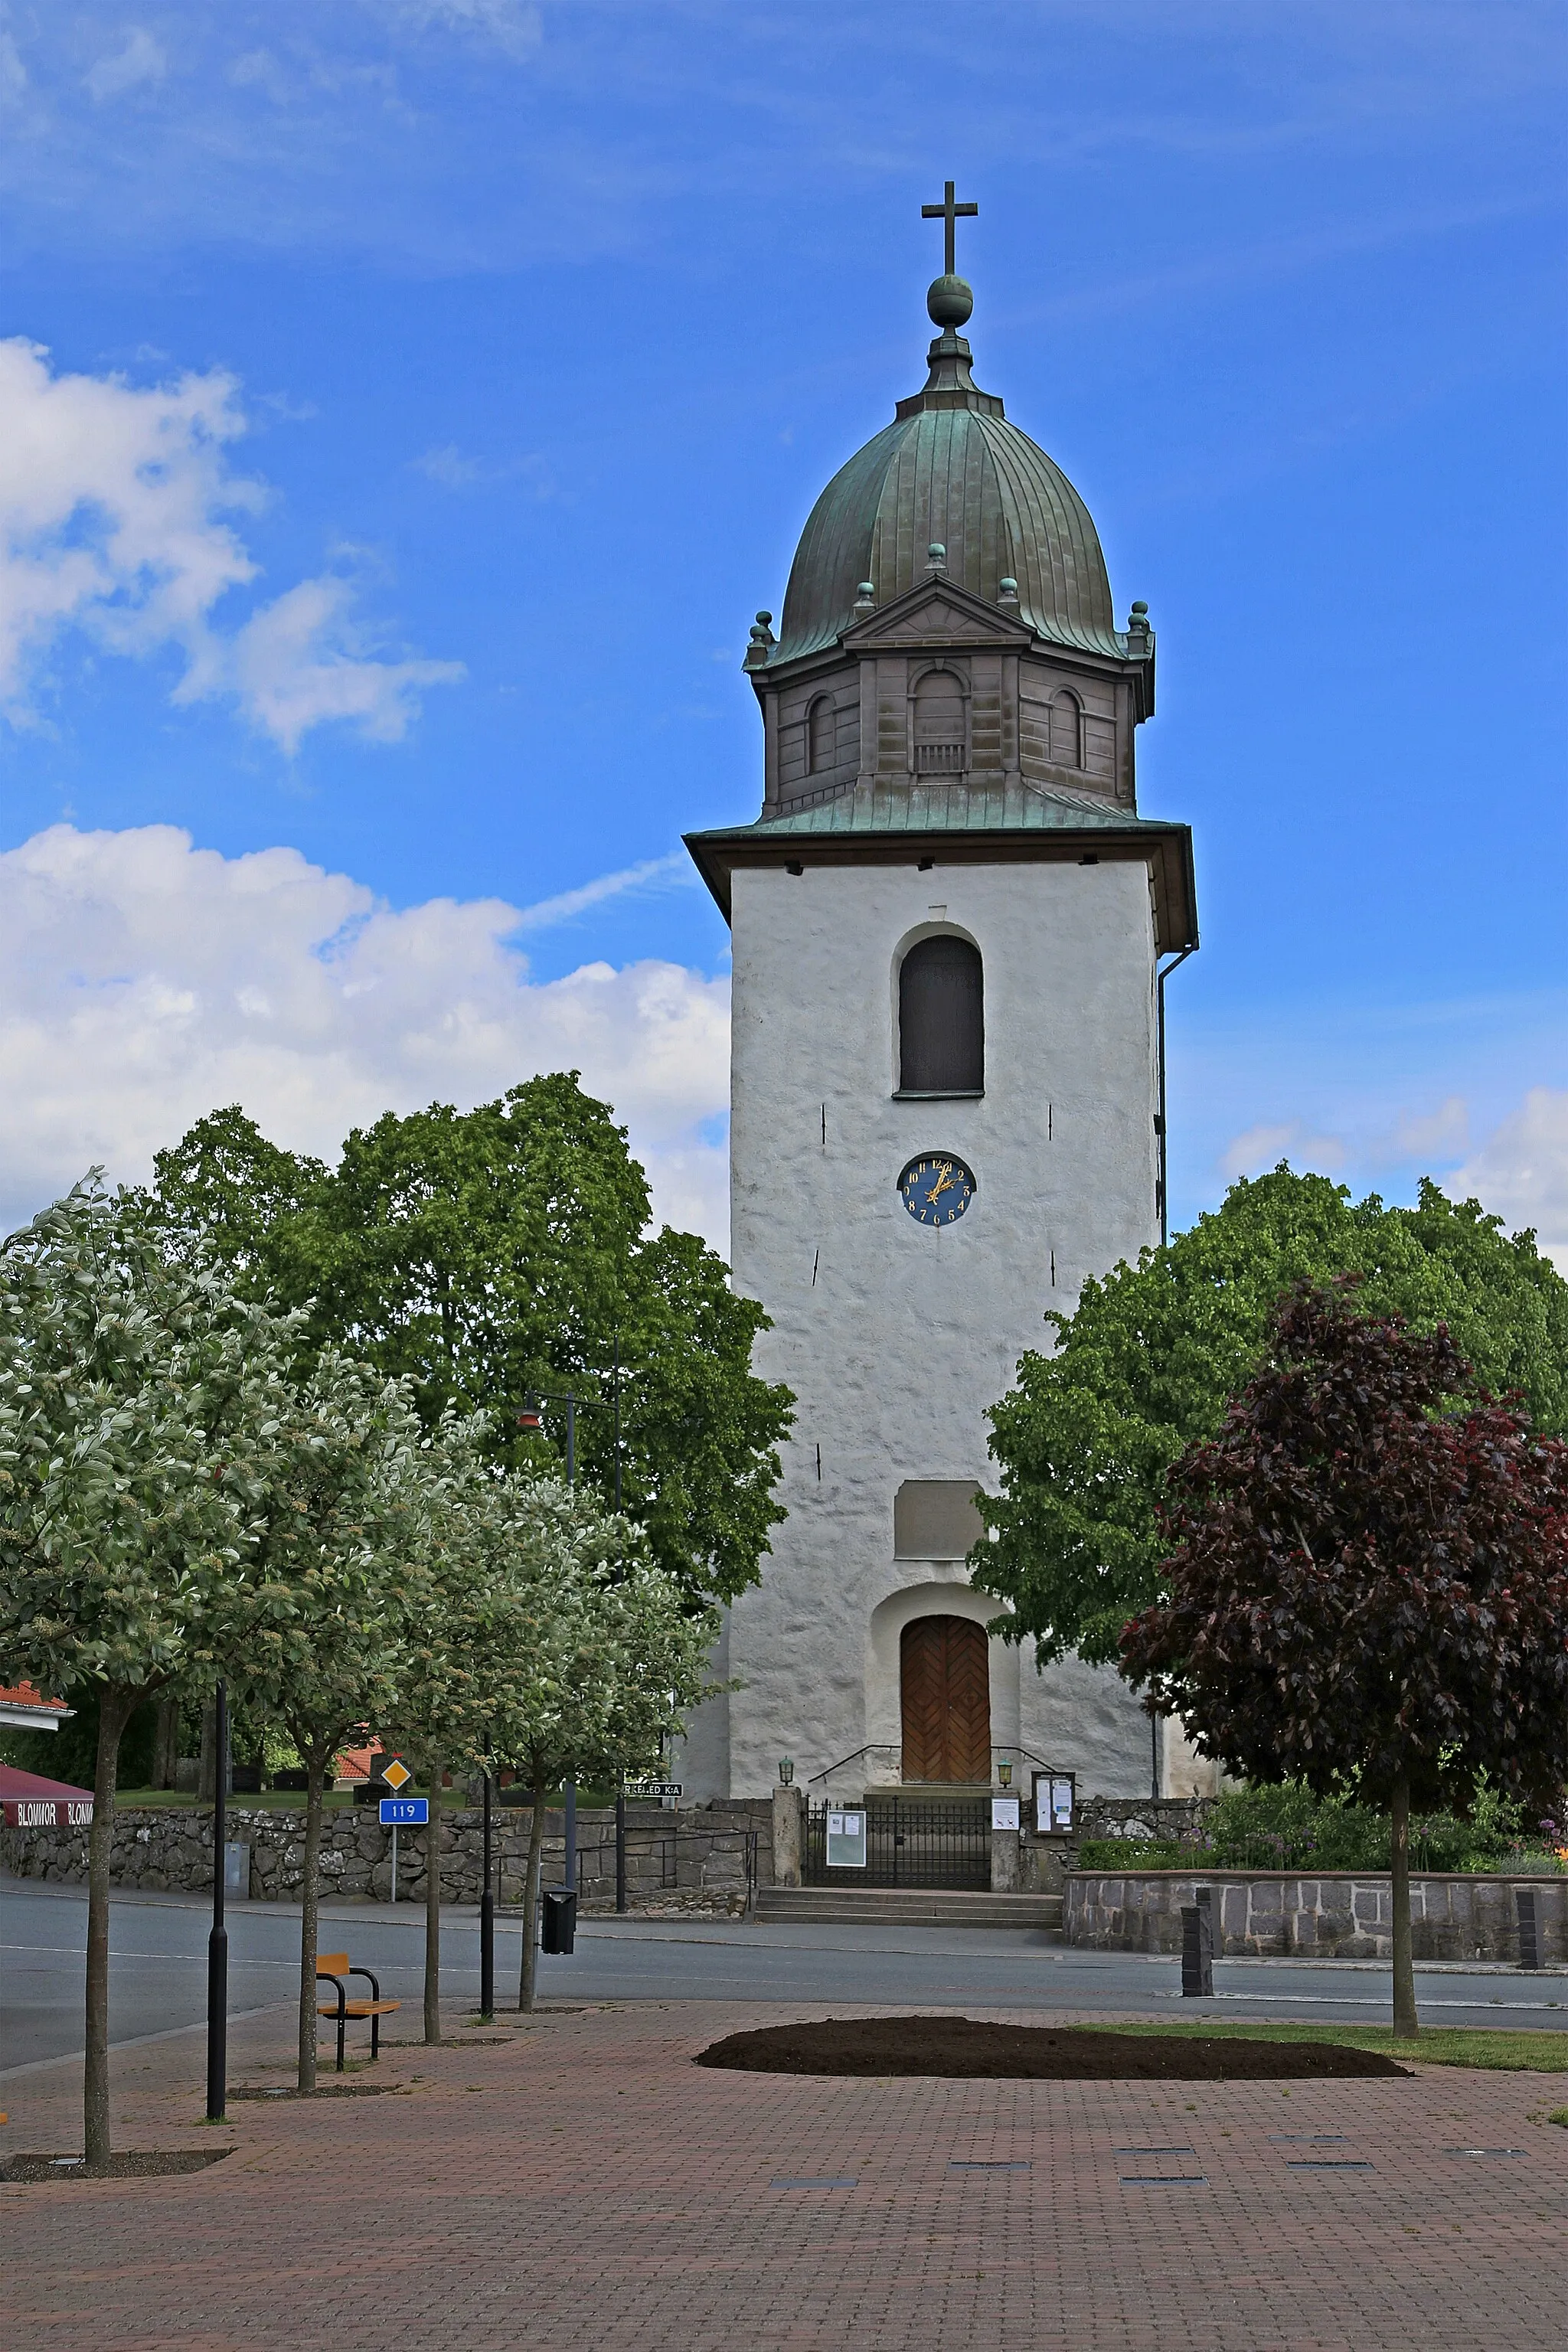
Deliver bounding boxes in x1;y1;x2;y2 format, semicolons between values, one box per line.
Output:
540;1888;577;1955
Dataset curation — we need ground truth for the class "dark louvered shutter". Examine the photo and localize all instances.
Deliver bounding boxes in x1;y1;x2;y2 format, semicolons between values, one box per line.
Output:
899;936;984;1093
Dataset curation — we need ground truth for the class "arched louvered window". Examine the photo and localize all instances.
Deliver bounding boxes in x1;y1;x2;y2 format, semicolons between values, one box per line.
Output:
1048;688;1081;769
808;694;835;775
899;936;984;1095
912;670;967;776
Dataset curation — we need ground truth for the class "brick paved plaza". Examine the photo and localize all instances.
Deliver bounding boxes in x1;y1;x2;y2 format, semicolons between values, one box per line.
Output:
3;2001;1566;2350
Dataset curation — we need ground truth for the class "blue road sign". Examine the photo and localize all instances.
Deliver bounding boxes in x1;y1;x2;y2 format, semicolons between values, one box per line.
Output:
380;1797;429;1826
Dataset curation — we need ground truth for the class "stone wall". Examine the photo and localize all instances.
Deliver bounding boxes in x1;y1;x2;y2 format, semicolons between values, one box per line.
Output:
1065;1867;1568;1963
1073;1795;1217;1845
0;1798;774;1916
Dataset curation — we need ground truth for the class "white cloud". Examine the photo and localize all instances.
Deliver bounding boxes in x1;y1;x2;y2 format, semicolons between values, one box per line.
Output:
413;443;556;496
0;31;25;104
512;852;691;933
393;2;544;61
0;336;461;750
1381;1094;1469;1161
85;28;167;103
1219;1119;1348;1181
0;824;730;1249
214;576;465;756
1449;1088;1568;1273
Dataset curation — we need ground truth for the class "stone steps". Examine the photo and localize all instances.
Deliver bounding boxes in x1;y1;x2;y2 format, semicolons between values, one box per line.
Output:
756;1886;1063;1930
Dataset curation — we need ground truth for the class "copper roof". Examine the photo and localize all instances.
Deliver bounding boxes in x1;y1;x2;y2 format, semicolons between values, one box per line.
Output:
771;326;1125;668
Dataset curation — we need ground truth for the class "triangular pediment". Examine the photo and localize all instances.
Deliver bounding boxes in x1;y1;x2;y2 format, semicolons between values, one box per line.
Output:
844;573;1033;652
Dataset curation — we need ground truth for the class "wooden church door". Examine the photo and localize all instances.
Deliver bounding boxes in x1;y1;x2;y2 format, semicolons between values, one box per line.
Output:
900;1615;991;1783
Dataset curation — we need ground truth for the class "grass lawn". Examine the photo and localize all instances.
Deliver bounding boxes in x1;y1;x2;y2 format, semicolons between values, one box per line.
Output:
1073;2016;1568;2071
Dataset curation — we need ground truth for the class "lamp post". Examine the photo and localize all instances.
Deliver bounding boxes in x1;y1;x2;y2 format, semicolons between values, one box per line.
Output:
479;1767;495;2021
205;1678;230;2122
521;1358;622;1907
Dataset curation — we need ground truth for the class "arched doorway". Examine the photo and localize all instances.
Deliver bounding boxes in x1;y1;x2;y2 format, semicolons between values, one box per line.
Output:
900;1615;991;1783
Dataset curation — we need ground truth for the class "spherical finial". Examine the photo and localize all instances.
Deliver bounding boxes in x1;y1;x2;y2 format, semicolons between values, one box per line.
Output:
926;542;946;570
926;273;973;331
1130;600;1148;618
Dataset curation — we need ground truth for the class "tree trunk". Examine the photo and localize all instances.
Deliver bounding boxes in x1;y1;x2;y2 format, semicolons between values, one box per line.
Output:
1390;1770;1419;2041
84;1686;136;2168
423;1763;443;2044
296;1749;327;2091
151;1693;180;1791
518;1777;547;2013
198;1701;217;1805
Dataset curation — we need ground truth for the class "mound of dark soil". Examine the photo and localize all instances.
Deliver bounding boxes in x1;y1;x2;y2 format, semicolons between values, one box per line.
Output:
2;2148;232;2181
695;2017;1410;2082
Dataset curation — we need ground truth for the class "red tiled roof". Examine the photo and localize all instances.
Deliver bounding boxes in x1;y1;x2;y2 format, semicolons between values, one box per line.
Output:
0;1682;67;1713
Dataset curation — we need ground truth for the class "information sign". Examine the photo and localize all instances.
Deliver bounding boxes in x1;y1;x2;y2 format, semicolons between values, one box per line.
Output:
991;1796;1021;1832
380;1796;429;1826
1034;1776;1075;1832
825;1808;867;1869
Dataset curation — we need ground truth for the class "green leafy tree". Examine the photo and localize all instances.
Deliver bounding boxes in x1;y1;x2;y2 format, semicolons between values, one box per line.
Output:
458;1473;715;2011
224;1355;424;2091
978;1168;1568;1663
1121;1282;1568;2038
0;1180;289;2163
154;1082;793;1605
375;1412;501;2046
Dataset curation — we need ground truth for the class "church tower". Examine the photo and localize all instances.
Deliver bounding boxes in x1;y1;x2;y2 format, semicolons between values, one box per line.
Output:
683;194;1197;1804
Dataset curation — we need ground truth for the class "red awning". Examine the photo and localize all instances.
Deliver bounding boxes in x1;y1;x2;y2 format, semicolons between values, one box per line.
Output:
1;1762;95;1828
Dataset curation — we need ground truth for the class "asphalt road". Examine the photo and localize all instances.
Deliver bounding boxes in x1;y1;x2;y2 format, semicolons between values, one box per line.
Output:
5;1873;1566;2073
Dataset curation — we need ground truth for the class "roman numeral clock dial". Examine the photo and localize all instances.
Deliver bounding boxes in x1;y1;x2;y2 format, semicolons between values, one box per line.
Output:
897;1154;976;1227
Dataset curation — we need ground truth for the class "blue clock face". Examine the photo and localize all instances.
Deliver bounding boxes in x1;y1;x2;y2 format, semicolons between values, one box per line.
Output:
898;1153;976;1227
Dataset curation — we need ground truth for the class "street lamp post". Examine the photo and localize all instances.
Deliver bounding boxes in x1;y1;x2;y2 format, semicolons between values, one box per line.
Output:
521;1361;623;1908
479;1768;495;2020
205;1679;230;2122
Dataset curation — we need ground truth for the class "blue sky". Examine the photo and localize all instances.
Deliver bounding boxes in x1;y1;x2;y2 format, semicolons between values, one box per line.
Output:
0;2;1563;1259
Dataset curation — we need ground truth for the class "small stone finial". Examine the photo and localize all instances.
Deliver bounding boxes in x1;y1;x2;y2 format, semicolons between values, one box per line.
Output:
926;273;974;332
1125;599;1152;654
853;580;876;613
998;576;1019;607
743;609;776;671
926;542;947;572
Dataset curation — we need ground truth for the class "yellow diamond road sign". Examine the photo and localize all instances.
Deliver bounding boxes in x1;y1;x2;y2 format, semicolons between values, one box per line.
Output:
381;1758;411;1791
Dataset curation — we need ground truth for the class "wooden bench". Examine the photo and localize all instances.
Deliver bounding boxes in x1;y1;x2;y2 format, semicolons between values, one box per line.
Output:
316;1954;400;2072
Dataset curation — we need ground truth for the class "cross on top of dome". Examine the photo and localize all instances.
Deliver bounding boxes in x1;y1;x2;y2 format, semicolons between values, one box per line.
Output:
920;180;978;334
920;180;977;277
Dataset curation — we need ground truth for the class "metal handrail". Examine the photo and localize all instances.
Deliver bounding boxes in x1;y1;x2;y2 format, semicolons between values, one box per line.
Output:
807;1744;897;1788
808;1742;1075;1788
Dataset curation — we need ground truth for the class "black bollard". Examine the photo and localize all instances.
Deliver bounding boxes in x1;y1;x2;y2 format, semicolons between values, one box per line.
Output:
1181;1888;1214;1998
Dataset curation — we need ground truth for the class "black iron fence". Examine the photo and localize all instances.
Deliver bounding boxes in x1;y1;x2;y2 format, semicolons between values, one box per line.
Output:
804;1798;991;1890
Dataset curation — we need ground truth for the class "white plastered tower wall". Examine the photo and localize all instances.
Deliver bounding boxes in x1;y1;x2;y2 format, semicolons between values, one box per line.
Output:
675;853;1161;1801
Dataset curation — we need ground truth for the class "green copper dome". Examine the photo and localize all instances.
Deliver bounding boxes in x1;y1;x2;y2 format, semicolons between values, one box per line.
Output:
773;325;1126;668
